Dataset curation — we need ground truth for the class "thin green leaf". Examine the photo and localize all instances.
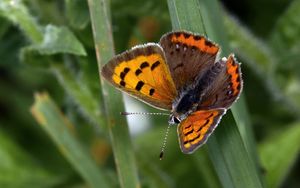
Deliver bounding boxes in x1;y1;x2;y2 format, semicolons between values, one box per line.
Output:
87;0;140;187
207;113;263;188
0;130;63;188
259;122;300;188
192;148;221;188
50;64;105;127
0;0;42;43
21;23;100;126
30;92;111;188
25;25;86;56
167;0;264;187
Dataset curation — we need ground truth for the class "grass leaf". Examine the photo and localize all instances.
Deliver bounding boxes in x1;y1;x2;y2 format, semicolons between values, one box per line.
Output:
87;0;140;187
167;0;264;187
0;130;63;188
31;92;111;188
0;0;42;43
50;64;105;127
259;122;300;188
25;25;86;56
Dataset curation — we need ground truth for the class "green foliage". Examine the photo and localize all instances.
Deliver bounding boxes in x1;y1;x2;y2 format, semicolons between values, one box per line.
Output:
24;25;86;56
0;130;63;188
0;0;299;187
259;122;300;188
31;93;111;188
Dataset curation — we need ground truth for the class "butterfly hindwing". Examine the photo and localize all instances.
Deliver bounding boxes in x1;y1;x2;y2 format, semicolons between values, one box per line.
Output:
101;44;177;110
199;54;243;109
178;109;226;154
159;31;220;90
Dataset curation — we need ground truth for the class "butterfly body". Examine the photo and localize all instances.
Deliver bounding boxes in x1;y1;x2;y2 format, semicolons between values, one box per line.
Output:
169;59;225;125
101;31;243;154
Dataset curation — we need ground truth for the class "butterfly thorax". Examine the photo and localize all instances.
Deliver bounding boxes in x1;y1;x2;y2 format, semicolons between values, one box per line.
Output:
168;61;224;125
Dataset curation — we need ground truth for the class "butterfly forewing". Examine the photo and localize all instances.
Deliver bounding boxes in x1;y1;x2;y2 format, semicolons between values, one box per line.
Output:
101;44;177;110
159;31;220;90
178;109;226;154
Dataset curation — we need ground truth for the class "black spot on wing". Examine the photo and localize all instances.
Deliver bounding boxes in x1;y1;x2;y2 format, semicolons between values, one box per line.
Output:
173;63;184;71
195;120;209;132
184;124;192;130
120;80;126;87
135;81;144;91
235;67;239;74
183;33;190;38
120;67;130;80
194;35;202;41
140;62;149;69
189;134;201;143
149;88;155;96
124;67;130;73
184;129;193;136
204;40;214;47
135;69;142;76
151;61;160;71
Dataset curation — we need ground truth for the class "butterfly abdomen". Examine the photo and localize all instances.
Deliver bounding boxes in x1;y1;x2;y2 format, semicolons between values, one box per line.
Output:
194;61;224;91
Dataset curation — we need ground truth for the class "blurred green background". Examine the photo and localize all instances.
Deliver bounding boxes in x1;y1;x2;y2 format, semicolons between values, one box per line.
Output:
0;0;300;187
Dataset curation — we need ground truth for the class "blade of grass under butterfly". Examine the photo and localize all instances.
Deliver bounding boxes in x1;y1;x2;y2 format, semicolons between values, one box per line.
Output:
167;0;264;187
30;92;111;188
87;0;140;187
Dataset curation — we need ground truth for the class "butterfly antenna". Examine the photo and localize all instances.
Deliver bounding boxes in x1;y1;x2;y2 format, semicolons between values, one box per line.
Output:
120;112;170;116
159;123;172;160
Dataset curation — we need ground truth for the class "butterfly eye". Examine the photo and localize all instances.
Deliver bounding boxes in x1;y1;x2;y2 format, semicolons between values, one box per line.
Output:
168;115;181;125
174;116;181;124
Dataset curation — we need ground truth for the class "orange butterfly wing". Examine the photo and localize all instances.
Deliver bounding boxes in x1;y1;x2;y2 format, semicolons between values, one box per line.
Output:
160;31;220;90
101;44;177;110
178;109;226;154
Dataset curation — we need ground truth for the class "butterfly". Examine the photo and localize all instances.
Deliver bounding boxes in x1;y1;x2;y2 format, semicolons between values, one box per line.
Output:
101;31;243;154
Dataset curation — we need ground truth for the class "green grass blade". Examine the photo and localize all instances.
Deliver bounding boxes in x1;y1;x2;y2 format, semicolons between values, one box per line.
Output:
0;0;42;43
207;113;262;188
31;93;111;188
259;122;300;188
87;0;140;187
50;64;105;127
0;130;63;188
167;0;264;187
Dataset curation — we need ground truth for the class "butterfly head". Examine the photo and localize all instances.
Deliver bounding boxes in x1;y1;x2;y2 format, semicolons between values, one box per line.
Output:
168;88;200;125
168;113;182;125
